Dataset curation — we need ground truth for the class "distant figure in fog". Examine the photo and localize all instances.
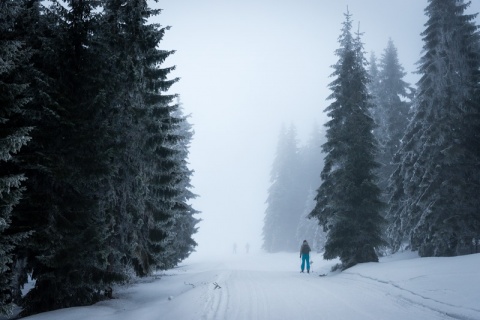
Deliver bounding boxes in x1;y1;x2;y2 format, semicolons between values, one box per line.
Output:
233;243;237;254
245;243;250;254
299;240;311;273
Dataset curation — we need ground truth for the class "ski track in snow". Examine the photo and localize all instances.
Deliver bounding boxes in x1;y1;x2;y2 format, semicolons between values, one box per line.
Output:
339;272;480;320
158;253;475;320
184;254;479;320
198;270;439;320
12;252;480;320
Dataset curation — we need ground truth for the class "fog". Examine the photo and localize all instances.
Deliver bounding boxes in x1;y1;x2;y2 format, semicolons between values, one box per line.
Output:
150;1;480;257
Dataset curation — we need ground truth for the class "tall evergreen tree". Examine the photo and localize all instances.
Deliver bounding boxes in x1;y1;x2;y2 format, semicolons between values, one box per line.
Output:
0;1;32;315
368;40;411;206
99;0;196;274
97;0;151;278
309;12;385;270
263;124;304;252
5;0;60;309
3;0;196;315
15;0;120;314
163;102;199;265
120;0;182;273
387;0;480;256
98;0;164;278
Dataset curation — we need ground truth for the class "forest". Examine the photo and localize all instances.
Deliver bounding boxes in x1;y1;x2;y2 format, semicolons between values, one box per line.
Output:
0;0;198;316
1;0;480;318
263;0;480;270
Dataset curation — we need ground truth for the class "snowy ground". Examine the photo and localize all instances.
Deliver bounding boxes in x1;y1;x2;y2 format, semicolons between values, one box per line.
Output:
8;251;480;320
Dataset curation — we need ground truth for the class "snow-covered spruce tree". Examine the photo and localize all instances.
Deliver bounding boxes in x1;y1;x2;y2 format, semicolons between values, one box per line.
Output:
98;0;160;278
125;0;184;274
143;99;197;271
0;1;33;315
102;0;194;274
13;0;191;314
309;12;385;270
161;102;199;266
263;124;305;252
99;0;194;275
96;0;152;278
368;40;411;208
4;0;61;308
386;0;480;256
15;0;122;315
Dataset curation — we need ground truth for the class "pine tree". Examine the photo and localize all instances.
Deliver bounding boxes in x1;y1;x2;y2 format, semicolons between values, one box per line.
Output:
9;0;125;314
100;0;195;274
387;0;480;256
0;1;33;315
96;0;150;278
263;124;304;252
164;102;199;266
309;11;385;270
4;0;58;308
368;40;411;206
3;0;195;315
121;0;182;273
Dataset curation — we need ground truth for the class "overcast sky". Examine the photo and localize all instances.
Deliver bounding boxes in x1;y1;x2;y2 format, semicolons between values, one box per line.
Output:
149;0;480;256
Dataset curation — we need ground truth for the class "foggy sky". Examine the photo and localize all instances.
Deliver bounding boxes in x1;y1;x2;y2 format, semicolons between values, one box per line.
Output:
150;1;480;257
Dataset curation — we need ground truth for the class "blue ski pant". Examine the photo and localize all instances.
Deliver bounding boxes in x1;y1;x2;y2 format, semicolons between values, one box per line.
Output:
301;254;310;271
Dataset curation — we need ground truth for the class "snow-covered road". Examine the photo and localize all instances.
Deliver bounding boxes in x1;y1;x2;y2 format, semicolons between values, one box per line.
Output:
163;258;458;319
17;252;480;320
